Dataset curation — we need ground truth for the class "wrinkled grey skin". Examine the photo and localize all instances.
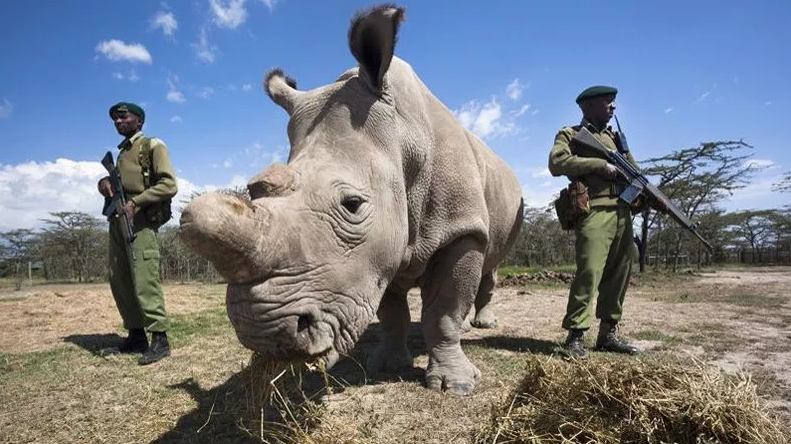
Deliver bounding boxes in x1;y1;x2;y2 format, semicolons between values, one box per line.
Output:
179;4;523;395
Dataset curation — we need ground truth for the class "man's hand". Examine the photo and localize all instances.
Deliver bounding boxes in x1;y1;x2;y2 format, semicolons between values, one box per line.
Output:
650;197;668;213
99;179;114;198
123;200;136;219
601;164;620;180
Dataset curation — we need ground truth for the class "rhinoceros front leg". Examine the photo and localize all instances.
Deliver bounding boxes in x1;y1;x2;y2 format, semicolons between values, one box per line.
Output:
366;283;413;373
471;269;498;329
420;236;483;395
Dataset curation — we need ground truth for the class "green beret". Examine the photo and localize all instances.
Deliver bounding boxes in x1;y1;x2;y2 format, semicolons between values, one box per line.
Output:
109;102;145;122
575;85;618;104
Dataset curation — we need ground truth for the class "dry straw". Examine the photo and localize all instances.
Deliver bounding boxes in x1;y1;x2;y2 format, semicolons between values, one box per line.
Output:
475;354;788;444
231;352;353;444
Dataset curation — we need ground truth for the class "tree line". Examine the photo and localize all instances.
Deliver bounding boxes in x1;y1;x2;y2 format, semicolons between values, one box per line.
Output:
1;141;790;286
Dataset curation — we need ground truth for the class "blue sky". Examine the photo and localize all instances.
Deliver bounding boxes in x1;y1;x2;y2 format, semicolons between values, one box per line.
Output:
0;0;789;231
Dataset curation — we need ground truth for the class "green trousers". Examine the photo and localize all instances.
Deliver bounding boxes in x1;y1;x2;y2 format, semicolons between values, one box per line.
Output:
562;205;635;331
108;218;169;333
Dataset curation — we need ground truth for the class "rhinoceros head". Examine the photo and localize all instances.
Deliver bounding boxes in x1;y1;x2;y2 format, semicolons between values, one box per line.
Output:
180;4;417;367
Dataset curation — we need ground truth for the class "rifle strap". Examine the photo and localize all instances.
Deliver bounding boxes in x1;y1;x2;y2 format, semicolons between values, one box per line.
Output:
138;137;154;189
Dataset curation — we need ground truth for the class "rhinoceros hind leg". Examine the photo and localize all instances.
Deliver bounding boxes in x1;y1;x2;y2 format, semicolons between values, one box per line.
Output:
366;284;413;373
420;236;484;395
470;269;498;329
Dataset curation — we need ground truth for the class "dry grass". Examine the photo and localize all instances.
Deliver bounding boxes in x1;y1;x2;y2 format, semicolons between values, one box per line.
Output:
475;354;789;444
2;269;791;443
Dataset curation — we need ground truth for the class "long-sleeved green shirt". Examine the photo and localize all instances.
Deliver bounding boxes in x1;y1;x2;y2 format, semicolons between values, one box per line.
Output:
548;119;639;207
100;131;178;208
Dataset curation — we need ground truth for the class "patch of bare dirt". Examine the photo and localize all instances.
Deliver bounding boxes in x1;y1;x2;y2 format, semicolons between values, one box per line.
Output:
0;282;226;353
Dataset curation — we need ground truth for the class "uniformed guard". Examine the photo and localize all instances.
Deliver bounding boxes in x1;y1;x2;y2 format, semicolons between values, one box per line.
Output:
98;102;178;365
548;86;641;360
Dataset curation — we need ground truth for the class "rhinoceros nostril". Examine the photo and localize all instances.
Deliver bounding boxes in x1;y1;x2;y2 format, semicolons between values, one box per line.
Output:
297;315;311;333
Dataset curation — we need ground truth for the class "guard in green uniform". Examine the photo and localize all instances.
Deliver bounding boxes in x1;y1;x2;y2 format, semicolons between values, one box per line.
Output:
98;102;178;365
548;86;640;359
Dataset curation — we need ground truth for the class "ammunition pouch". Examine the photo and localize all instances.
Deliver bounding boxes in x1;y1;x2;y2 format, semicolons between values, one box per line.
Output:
554;180;590;230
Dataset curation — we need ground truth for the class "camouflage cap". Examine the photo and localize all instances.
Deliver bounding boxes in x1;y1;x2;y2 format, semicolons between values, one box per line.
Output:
575;85;618;104
109;102;145;122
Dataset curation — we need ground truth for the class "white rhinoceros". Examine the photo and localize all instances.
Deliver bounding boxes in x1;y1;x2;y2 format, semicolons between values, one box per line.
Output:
179;4;523;395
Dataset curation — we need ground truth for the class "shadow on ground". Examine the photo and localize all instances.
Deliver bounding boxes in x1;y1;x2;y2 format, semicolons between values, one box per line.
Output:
462;335;560;356
62;333;125;356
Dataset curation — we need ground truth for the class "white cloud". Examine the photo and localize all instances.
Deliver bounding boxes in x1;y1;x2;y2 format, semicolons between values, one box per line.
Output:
171;115;183;123
696;92;710;102
664;107;673;114
192;27;218;64
95;39;152;64
242;83;253;92
0;158;249;231
167;91;185;103
198;87;215;100
166;75;185;103
0;159;108;231
745;159;777;169
506;78;525;101
454;98;519;139
223;158;233;168
150;11;178;36
259;0;277;10
723;172;787;211
0;99;12;119
210;0;248;29
111;70;140;82
695;83;716;103
512;104;530;117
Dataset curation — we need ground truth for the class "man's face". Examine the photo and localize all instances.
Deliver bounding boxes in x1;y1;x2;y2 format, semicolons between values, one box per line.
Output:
582;94;616;125
112;111;141;136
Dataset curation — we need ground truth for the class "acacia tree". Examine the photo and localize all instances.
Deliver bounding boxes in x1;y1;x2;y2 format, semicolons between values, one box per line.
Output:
0;229;38;289
772;172;791;193
637;140;759;271
39;211;105;282
504;205;575;267
726;210;779;263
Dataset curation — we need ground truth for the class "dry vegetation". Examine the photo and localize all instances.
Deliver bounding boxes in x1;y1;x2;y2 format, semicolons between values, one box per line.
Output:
1;267;790;443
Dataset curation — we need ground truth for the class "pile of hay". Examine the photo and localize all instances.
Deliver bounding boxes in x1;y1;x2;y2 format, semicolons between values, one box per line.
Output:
476;355;788;444
232;353;329;443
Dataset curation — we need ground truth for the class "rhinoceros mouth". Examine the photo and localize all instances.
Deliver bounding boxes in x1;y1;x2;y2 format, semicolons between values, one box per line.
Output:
225;281;342;363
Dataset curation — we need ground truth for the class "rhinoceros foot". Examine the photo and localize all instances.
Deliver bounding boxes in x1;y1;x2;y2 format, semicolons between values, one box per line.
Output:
470;307;498;329
425;345;481;396
366;344;413;373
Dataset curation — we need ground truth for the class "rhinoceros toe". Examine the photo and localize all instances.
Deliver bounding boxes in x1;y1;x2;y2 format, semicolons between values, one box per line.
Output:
470;308;498;329
425;359;481;396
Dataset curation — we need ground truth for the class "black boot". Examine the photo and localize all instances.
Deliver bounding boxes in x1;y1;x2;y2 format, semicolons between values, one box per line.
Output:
138;332;171;365
595;321;639;355
563;329;587;360
101;329;148;355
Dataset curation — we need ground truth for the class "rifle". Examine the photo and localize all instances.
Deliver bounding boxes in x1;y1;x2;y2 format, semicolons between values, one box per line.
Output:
571;127;713;252
101;151;136;261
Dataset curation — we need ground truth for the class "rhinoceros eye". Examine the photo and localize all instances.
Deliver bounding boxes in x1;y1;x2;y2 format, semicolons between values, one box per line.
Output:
341;195;364;214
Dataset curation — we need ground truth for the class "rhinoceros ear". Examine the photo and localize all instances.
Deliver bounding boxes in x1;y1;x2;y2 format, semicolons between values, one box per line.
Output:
348;4;406;92
264;68;302;114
